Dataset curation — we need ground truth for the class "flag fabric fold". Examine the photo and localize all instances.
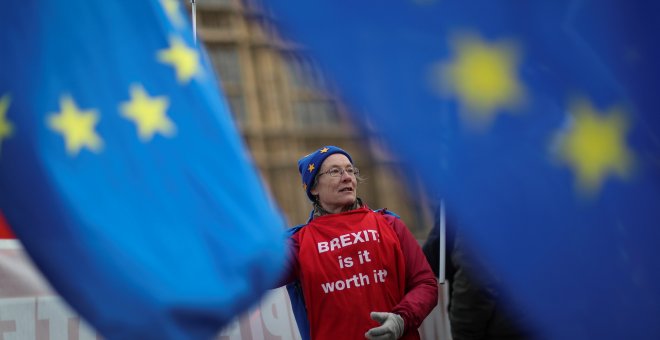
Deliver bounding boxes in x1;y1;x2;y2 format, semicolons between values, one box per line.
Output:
0;1;285;339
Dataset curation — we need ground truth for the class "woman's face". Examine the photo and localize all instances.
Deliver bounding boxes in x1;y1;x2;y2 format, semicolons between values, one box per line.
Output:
310;154;358;214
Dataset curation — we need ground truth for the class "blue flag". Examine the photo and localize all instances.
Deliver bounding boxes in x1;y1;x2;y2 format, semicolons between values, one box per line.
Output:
0;1;285;339
269;1;660;339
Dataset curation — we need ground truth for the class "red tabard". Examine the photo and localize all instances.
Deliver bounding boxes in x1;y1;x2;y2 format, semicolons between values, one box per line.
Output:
297;207;407;340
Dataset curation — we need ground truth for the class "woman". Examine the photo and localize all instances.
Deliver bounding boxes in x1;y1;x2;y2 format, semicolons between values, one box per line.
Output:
281;146;438;340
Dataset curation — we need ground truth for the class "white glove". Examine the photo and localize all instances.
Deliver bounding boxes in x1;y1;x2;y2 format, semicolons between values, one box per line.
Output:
364;311;404;340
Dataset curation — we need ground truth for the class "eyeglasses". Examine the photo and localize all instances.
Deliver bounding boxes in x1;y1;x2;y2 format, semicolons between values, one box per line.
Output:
318;166;360;178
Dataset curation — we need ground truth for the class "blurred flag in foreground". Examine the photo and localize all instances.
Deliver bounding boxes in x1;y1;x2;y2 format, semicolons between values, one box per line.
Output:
0;1;285;338
269;1;660;338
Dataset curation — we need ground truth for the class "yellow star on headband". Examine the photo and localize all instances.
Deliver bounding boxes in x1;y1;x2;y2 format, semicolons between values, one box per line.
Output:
47;95;103;156
436;32;526;129
0;94;14;156
555;98;633;196
308;163;315;172
157;36;201;84
120;84;176;141
161;0;184;27
320;147;329;153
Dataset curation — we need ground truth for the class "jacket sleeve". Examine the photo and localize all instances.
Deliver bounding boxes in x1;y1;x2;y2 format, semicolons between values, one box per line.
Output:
384;214;439;332
274;231;301;287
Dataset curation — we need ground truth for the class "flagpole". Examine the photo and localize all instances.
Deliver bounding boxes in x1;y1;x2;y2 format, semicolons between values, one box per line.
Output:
438;200;446;284
191;0;197;45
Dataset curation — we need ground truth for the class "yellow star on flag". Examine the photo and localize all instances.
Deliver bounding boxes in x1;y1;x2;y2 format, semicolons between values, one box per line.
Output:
308;164;315;172
47;96;103;156
161;0;184;27
157;36;201;84
436;33;526;129
320;147;329;153
0;94;14;156
120;84;176;141
555;98;634;195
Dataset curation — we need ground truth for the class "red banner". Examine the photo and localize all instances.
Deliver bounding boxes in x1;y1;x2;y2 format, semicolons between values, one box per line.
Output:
0;210;15;239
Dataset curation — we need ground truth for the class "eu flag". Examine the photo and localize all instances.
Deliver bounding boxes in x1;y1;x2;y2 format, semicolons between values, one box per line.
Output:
269;1;660;339
0;1;285;339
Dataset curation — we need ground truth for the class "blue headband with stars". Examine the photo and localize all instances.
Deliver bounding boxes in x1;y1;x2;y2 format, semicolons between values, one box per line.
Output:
297;146;353;201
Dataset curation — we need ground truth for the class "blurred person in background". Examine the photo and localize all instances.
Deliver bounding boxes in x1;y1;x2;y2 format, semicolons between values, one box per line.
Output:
423;208;533;340
278;145;438;340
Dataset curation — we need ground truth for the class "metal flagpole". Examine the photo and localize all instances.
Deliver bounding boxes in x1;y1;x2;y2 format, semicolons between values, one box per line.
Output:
437;200;452;340
191;0;197;45
438;200;446;284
